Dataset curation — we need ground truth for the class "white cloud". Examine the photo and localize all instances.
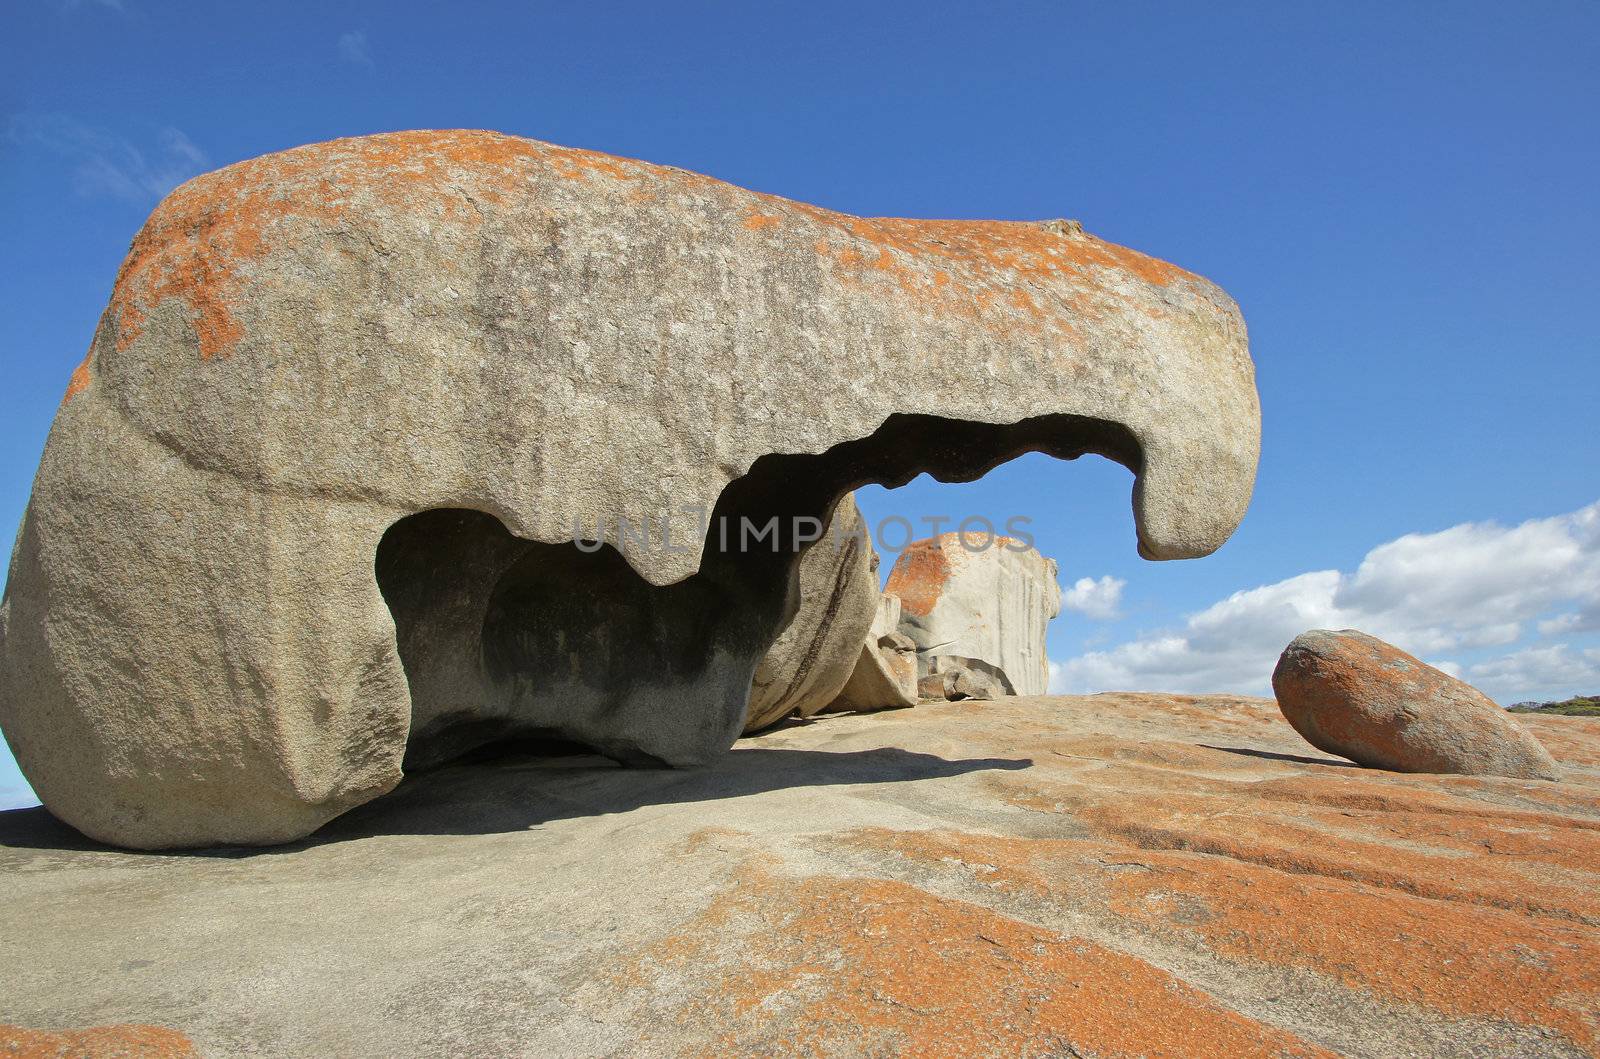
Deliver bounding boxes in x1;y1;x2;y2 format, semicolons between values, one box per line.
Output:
1539;605;1600;637
339;30;374;68
1053;501;1600;702
8;114;209;201
1468;644;1600;699
1061;575;1124;620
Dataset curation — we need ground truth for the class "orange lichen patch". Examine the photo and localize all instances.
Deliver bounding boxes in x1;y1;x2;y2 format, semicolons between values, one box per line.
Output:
110;130;521;358
621;868;1332;1058
883;537;951;618
967;742;1600;924
1068;779;1600;924
0;1022;200;1058
108;128;1200;369
1092;691;1285;728
872;216;1189;290
1273;633;1559;781
768;198;1198;317
834;818;1600;1052
1246;772;1600;833
1033;734;1273;772
780;208;1199;336
62;355;92;402
830;826;1084;900
104;129;668;361
1107;848;1600;1052
1520;716;1600;766
1438;772;1600;818
675;826;751;855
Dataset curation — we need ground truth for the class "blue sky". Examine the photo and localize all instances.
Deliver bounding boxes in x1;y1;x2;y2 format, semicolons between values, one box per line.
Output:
2;1;1597;808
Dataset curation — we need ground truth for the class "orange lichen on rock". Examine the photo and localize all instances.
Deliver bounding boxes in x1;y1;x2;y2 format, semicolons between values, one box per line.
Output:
1085;790;1600;922
882;536;951;618
0;1022;200;1058
62;356;91;402
833;825;1106;902
840;807;1600;1053
1107;846;1600;1052
1273;630;1559;779
985;758;1600;923
803;692;1600;1053
1518;715;1600;766
622;868;1333;1059
760;192;1198;332
103;130;665;361
109;131;522;359
103;129;1199;374
789;209;1197;336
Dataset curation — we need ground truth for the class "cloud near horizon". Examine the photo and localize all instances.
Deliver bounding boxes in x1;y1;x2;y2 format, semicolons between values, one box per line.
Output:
1053;500;1600;703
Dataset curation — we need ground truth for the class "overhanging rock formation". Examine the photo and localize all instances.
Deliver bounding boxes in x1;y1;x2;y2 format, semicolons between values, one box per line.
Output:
0;130;1260;848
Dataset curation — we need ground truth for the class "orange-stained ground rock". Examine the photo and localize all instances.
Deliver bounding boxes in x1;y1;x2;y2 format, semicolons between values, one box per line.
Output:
0;1023;199;1058
1274;628;1561;780
4;691;1594;1056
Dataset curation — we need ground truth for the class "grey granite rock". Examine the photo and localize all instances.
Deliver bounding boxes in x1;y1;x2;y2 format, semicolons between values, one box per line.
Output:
744;495;878;733
0;130;1259;847
886;533;1063;695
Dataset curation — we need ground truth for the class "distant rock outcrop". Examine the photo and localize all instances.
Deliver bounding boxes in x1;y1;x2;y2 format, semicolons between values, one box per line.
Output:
885;533;1062;696
1273;629;1560;780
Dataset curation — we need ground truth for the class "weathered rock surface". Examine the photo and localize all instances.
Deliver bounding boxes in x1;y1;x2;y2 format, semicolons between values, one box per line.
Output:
886;533;1062;695
917;655;1009;701
0;130;1259;848
1274;629;1561;780
827;632;920;715
822;587;920;715
3;693;1593;1057
744;495;878;733
0;1022;199;1058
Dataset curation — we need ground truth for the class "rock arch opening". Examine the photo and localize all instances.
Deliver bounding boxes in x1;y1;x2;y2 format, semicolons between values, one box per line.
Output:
374;412;1144;773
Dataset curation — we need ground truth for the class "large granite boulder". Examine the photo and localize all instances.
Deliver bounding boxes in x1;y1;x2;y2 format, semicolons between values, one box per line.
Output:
1273;629;1560;780
885;533;1062;695
0;130;1259;848
744;495;879;733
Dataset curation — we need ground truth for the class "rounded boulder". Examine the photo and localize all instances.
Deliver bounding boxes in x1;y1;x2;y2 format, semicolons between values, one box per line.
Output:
1272;629;1559;780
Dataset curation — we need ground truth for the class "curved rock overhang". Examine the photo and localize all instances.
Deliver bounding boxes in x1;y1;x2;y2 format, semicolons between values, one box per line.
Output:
381;412;1144;772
